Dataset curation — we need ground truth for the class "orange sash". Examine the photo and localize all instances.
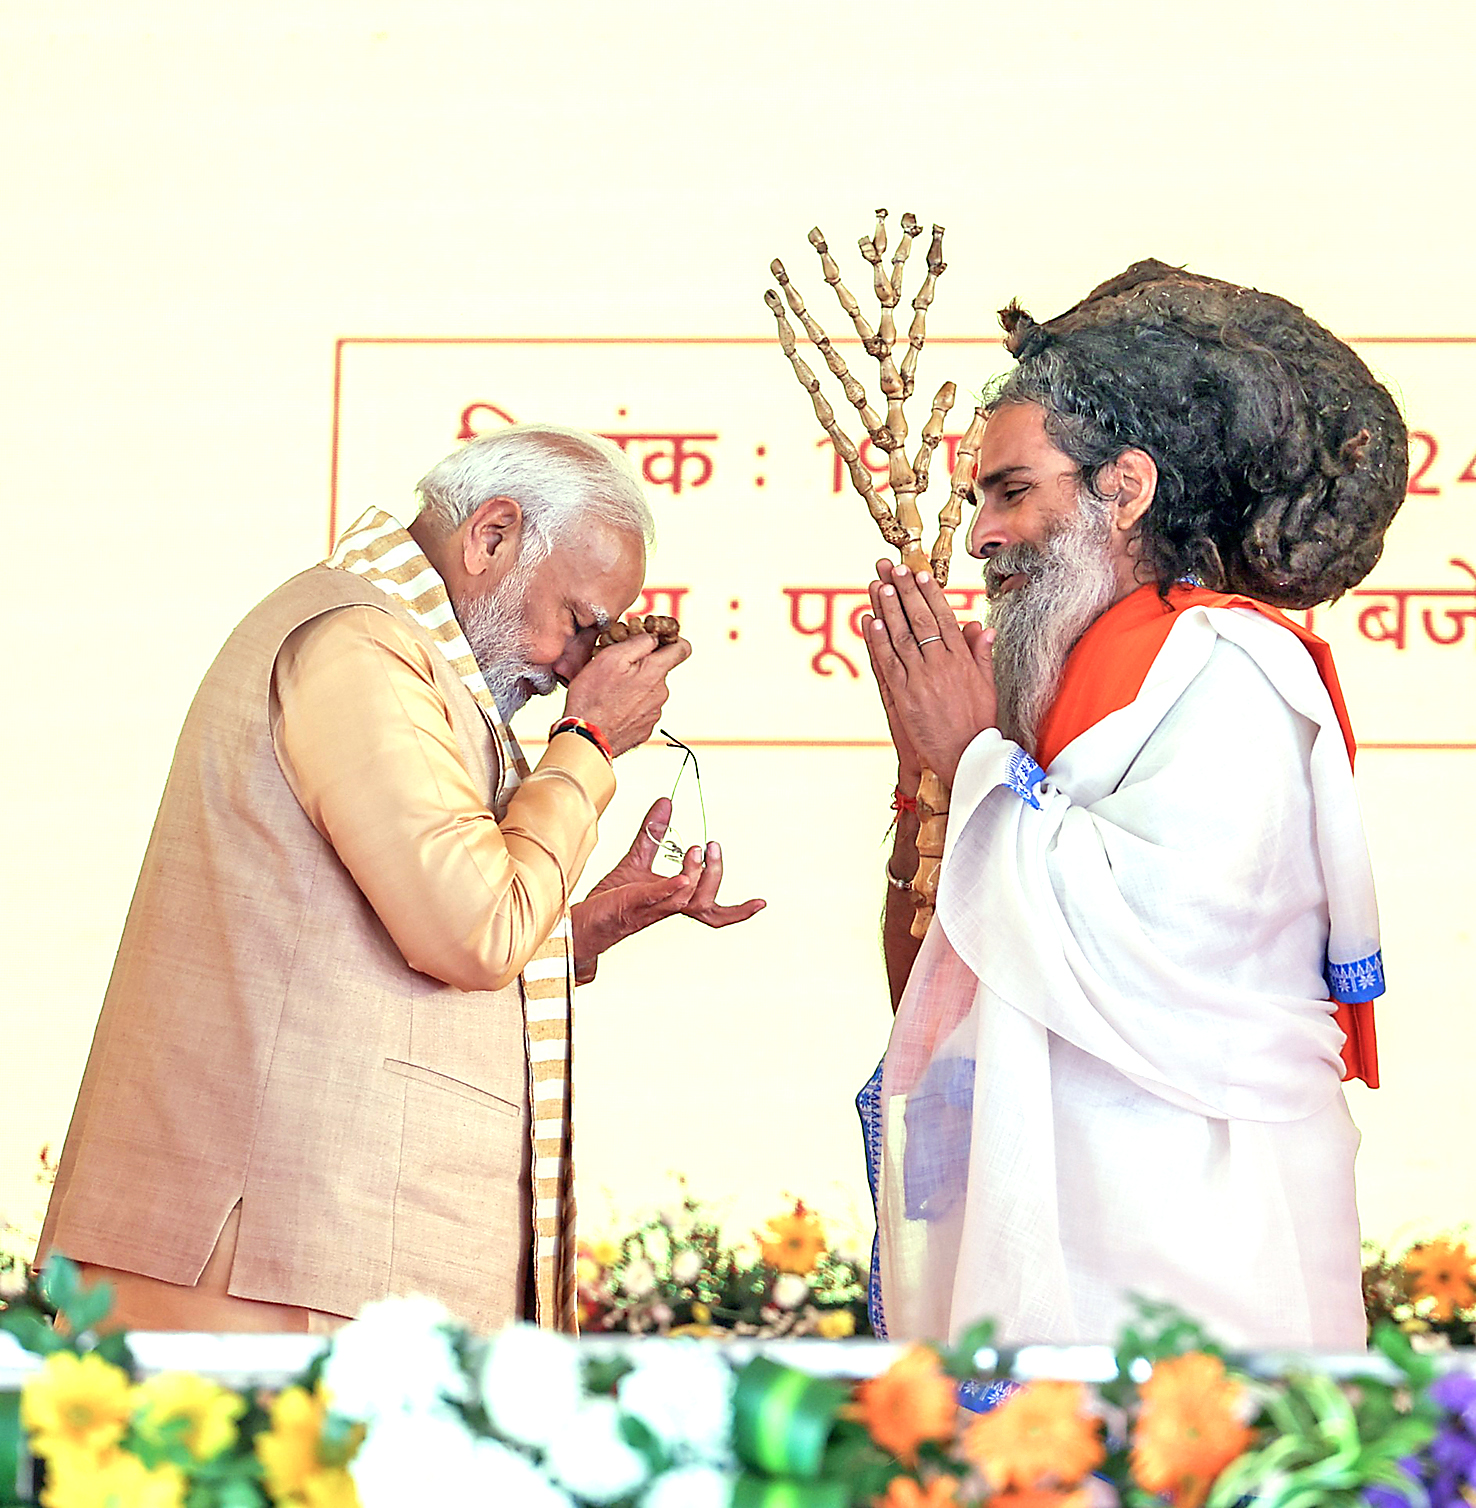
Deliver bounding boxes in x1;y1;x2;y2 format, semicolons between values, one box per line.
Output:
1033;583;1378;1088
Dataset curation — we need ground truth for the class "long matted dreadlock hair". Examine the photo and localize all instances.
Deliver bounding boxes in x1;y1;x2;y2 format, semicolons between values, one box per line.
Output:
989;259;1409;609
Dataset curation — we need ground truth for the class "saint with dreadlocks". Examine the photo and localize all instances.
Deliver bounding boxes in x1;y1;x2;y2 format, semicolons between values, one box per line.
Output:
860;260;1406;1350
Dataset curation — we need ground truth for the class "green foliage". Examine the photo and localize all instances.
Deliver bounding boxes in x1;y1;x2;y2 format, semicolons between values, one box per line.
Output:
1202;1324;1441;1508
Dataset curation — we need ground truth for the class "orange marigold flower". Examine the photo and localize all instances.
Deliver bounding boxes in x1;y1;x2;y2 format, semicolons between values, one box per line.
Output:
1131;1352;1253;1508
1404;1240;1476;1321
758;1200;827;1275
963;1380;1103;1491
875;1473;959;1507
851;1345;958;1465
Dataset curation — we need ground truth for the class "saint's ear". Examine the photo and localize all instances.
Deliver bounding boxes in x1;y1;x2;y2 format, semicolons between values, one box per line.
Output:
1103;447;1157;533
461;496;524;580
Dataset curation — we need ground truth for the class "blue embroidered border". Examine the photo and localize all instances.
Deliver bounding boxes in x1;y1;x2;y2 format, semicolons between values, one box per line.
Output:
959;1378;1017;1413
1004;748;1046;810
855;1061;888;1338
1327;949;1385;1003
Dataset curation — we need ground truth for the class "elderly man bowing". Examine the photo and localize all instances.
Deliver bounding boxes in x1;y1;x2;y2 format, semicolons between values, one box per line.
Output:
40;423;762;1334
861;261;1406;1350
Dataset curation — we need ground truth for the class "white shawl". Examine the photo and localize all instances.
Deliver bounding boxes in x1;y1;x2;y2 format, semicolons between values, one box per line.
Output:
878;604;1380;1349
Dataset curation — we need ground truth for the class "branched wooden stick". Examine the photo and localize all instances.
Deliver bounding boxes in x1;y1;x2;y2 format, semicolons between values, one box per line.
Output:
900;225;946;401
765;209;976;937
933;402;987;581
807;228;882;356
764;289;909;551
771;260;887;450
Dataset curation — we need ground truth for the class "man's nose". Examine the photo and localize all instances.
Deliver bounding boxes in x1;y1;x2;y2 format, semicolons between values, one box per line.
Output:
554;636;597;682
968;501;1011;559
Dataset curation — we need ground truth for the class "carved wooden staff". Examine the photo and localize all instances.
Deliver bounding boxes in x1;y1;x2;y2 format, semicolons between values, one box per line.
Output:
765;209;986;937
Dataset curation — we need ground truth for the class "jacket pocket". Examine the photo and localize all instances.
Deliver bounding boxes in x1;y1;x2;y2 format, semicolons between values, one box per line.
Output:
381;1058;520;1117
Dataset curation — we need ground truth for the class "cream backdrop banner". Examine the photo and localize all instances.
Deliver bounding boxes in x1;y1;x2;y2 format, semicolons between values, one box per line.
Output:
2;2;1473;1275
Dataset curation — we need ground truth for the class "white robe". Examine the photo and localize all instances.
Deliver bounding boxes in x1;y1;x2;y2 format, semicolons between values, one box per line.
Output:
878;604;1380;1350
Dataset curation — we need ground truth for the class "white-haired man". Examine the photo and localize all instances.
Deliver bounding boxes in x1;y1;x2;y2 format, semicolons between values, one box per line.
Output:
858;262;1405;1351
40;424;762;1333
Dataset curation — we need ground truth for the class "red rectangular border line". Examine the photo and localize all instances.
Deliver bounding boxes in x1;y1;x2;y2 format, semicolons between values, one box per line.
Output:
333;334;1476;344
327;333;1476;544
328;338;1476;756
516;738;1476;752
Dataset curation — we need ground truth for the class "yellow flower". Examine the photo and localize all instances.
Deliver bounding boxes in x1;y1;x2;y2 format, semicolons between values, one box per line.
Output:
587;1239;620;1268
1404;1240;1476;1321
21;1351;134;1460
40;1446;185;1508
758;1201;827;1275
851;1345;958;1465
1131;1353;1253;1508
134;1371;245;1461
963;1380;1104;1491
256;1384;363;1507
691;1302;712;1325
817;1309;857;1339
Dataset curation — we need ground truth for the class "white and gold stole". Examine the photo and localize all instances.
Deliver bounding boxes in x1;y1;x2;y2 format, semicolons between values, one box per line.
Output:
327;507;578;1332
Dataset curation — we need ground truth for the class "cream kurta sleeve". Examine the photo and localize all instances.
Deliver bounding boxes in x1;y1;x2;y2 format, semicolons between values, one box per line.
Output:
270;604;616;992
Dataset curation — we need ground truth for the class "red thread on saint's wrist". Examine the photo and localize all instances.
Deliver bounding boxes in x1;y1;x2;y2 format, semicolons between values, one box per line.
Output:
892;786;920;815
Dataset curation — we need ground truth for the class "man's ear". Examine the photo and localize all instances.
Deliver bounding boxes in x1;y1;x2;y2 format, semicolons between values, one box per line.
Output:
461;496;523;581
1103;447;1157;534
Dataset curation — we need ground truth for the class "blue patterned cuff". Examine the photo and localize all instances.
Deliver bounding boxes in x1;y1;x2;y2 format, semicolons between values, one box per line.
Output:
1327;950;1385;1003
1004;748;1046;810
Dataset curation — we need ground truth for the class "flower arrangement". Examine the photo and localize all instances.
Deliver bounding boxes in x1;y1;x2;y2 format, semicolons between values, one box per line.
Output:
1364;1234;1476;1347
575;1185;871;1340
4;1256;1475;1508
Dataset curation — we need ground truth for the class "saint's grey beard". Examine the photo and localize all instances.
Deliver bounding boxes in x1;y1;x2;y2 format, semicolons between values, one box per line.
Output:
454;561;556;720
986;489;1118;753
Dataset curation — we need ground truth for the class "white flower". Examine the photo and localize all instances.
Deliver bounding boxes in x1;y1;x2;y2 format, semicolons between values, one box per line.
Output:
619;1340;736;1465
321;1294;465;1423
670;1249;703;1286
642;1464;737;1508
480;1323;585;1449
772;1273;810;1311
543;1397;651;1503
352;1410;576;1508
476;1439;578;1508
621;1258;657;1299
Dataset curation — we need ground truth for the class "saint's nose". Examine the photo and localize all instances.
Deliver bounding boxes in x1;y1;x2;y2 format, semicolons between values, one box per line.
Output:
968;501;1011;560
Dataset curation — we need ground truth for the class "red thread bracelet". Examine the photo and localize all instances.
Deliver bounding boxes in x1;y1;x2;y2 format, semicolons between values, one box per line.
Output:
892;786;919;815
550;716;614;763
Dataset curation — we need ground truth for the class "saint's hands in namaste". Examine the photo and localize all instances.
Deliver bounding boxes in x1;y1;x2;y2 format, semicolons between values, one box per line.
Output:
862;558;999;788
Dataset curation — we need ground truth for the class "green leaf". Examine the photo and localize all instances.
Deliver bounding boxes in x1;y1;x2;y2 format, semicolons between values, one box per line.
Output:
618;1413;668;1475
730;1472;849;1508
0;1309;63;1357
731;1358;849;1480
92;1332;135;1372
36;1257;80;1319
1371;1319;1438;1388
62;1282;115;1338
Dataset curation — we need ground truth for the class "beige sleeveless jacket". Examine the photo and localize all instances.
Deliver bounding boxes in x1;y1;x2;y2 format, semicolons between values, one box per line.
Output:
41;566;541;1328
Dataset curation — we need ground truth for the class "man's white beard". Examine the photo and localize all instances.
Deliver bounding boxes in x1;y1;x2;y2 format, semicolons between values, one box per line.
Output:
986;489;1119;754
454;561;556;720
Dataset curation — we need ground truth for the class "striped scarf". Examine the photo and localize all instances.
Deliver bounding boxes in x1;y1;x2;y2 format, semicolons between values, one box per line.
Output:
326;508;578;1331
